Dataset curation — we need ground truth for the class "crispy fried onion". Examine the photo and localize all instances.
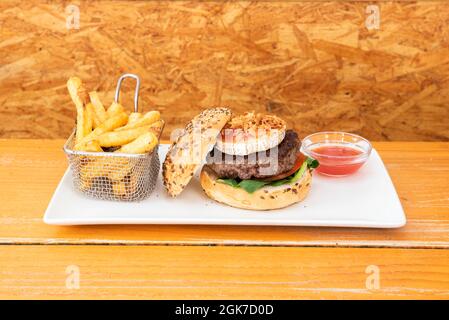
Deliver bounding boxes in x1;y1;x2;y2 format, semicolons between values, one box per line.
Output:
224;111;286;133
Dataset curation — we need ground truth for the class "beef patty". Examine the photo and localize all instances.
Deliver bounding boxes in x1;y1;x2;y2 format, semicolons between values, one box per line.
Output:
206;130;300;180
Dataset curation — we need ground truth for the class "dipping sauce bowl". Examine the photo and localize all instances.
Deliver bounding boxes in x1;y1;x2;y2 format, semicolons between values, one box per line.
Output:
300;132;372;177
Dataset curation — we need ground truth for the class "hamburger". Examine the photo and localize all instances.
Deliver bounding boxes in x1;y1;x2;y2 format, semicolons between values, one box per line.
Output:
162;108;318;210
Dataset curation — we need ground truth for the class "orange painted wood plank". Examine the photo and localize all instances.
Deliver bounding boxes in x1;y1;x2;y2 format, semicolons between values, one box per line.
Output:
0;246;448;299
0;140;449;247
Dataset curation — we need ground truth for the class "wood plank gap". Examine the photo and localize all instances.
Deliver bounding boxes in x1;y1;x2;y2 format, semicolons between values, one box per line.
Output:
1;239;449;249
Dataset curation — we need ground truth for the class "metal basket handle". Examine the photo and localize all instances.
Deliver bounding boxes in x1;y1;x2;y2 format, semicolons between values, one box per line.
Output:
114;73;140;112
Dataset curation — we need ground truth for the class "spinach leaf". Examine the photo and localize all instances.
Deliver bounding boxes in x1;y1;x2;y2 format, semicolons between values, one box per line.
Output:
238;180;269;193
306;157;319;169
217;178;268;194
216;157;319;193
217;178;240;188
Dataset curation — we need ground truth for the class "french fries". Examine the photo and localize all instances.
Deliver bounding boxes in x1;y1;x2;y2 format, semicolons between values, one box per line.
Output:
109;132;159;182
67;77;88;144
68;76;162;153
88;91;107;124
128;112;143;124
112;181;127;198
75;112;129;148
116;131;158;154
125;175;138;195
67;76;163;198
115;110;160;131
108;160;134;184
97;125;153;148
112;175;137;197
78;157;111;191
75;140;103;152
107;102;125;118
84;103;94;136
148;119;165;137
86;103;101;129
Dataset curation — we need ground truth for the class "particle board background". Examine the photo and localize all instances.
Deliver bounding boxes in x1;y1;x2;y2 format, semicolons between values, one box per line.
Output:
0;1;448;141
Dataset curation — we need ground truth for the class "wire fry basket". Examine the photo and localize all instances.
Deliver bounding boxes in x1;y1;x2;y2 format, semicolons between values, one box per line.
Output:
63;74;161;202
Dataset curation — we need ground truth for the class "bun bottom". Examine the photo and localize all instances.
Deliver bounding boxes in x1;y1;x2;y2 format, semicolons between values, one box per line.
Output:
200;165;312;211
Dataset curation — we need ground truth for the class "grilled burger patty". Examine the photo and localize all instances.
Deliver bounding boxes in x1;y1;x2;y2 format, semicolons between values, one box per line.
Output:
206;130;300;180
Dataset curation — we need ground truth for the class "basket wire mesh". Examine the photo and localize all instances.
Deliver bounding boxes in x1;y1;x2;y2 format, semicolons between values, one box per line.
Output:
63;74;161;201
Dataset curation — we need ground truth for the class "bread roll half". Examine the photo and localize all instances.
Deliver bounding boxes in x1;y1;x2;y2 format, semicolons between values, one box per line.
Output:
162;107;232;197
200;165;312;210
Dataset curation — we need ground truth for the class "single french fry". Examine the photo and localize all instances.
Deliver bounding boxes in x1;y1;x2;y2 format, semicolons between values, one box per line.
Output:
86;102;101;128
67;77;88;144
107;158;131;182
78;159;104;191
98;112;129;132
126;174;137;195
75;112;128;148
116;131;158;154
79;173;93;192
107;102;125;118
147;119;164;138
128;112;142;124
115;110;160;131
81;157;131;190
112;181;127;198
84;103;94;136
79;156;116;191
74;140;103;152
88;91;107;124
97;125;152;147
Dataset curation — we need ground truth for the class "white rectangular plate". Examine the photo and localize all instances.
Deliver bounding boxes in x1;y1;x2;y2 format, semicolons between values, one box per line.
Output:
44;144;406;228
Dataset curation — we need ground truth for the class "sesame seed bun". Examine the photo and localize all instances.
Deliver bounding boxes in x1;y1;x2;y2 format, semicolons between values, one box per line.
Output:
162;107;232;197
199;165;312;210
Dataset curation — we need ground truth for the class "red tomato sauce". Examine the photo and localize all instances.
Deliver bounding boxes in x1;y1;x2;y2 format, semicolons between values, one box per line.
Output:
311;145;364;176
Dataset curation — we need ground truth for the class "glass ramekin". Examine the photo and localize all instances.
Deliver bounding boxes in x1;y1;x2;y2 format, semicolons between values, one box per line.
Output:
300;132;372;177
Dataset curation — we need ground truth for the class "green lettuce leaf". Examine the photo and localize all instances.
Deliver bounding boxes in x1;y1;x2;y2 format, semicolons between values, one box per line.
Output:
306;157;319;169
238;179;269;193
217;157;319;193
217;178;240;188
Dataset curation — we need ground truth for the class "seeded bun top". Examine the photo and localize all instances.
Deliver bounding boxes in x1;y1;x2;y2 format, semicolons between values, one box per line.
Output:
215;112;287;156
162;107;232;197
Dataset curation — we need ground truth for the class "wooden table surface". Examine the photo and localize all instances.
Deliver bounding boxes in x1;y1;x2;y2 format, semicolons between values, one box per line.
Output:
0;139;448;299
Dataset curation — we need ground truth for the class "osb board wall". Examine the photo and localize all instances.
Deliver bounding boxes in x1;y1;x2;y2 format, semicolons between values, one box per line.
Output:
0;1;448;141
